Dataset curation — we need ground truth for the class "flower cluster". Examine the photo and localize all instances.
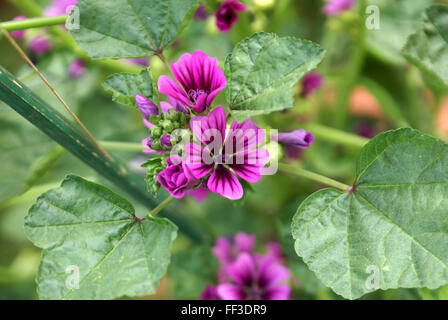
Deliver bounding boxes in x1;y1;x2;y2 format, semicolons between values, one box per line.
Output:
201;233;290;300
136;50;315;200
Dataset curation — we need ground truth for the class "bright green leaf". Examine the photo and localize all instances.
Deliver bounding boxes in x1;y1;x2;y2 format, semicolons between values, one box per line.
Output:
224;32;325;121
292;128;448;300
402;5;448;89
25;175;177;300
103;68;157;108
70;0;200;59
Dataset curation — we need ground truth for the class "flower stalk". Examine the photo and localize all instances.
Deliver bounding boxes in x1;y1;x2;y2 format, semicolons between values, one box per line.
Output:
278;163;350;191
148;195;175;217
0;15;68;31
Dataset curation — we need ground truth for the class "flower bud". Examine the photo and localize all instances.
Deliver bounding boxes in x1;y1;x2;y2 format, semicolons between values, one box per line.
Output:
135;94;159;119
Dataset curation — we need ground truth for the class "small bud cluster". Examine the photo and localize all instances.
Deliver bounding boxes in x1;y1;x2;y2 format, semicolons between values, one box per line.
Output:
147;110;186;151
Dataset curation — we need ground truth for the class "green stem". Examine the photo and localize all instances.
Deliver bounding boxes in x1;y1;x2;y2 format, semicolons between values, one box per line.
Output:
278;163;351;191
0;15;68;31
303;123;369;149
100;141;143;152
148;196;175;217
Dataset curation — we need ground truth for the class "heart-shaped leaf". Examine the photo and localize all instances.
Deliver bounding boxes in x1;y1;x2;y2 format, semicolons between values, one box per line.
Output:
103;68;157;109
402;5;448;89
25;175;177;300
70;0;200;59
224;32;325;121
292;128;448;299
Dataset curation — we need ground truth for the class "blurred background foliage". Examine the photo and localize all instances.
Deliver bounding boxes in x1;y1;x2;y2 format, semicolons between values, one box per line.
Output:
1;0;448;299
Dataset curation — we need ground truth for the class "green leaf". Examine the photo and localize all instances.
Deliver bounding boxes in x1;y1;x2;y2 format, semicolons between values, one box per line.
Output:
103;68;158;109
0;65;205;243
168;245;218;299
418;285;448;300
70;0;200;59
224;32;325;121
365;0;435;64
402;5;448;89
292;128;448;300
25;175;177;300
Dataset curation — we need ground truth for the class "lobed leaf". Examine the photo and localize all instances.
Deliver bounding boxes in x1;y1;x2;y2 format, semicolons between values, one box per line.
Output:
292;128;448;299
25;175;178;300
224;32;325;121
102;68;157;108
70;0;200;59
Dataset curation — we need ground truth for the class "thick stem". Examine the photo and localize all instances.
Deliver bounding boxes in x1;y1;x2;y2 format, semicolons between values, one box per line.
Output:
278;163;351;191
0;15;68;31
148;196;175;217
303;123;369;149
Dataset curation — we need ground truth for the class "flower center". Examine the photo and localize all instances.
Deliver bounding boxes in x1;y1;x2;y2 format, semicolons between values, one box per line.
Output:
188;89;206;102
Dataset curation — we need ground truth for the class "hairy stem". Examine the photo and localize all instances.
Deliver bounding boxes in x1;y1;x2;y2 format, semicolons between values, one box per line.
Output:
278;163;351;191
148;196;175;217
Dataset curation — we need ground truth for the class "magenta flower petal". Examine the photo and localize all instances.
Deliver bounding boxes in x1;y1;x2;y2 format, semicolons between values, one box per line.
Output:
207;166;243;200
213;237;234;265
226;118;265;152
142;137;156;154
266;242;284;263
190;105;227;147
226;253;255;286
229;148;269;183
323;0;355;16
44;0;78;16
184;142;214;179
158;75;191;107
188;186;209;202
216;284;245;300
68;59;86;78
302;72;323;97
200;285;220;300
234;233;256;253
263;284;291;300
157;155;198;198
257;256;290;289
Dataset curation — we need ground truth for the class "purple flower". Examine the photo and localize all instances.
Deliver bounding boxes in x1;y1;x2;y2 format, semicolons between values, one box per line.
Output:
158;50;226;113
200;286;220;300
157;155;198;198
215;0;246;32
213;232;255;266
11;16;26;40
194;4;210;20
160;134;172;148
276;129;315;150
323;0;355;16
302;72;323;97
184;106;269;200
135;94;159;119
216;253;290;300
29;36;51;54
356;122;375;139
68;59;86;78
44;0;78;16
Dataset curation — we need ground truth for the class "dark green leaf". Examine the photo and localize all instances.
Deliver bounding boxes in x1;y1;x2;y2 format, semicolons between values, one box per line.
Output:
25;175;177;300
103;68;158;109
292;128;448;299
224;32;325;121
70;0;200;59
402;5;448;89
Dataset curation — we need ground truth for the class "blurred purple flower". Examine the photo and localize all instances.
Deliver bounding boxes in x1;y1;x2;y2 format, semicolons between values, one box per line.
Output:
356;122;375;139
323;0;355;16
44;0;78;16
215;0;246;32
188;185;210;202
194;4;209;20
200;286;220;300
135;94;159;119
158;50;226;113
68;59;86;78
213;232;255;266
184;106;268;200
216;253;290;300
302;72;323;97
10;16;26;40
157;155;198;198
125;57;149;66
29;36;51;54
